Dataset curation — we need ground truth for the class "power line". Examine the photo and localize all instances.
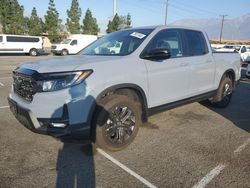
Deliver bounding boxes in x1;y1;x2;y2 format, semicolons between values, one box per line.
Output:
219;15;228;43
173;0;218;16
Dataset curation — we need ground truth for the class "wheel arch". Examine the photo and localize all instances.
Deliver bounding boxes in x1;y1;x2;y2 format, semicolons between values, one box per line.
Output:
221;69;236;88
95;83;149;122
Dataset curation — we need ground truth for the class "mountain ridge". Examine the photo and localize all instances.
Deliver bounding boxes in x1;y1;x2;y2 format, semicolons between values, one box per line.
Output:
172;14;250;40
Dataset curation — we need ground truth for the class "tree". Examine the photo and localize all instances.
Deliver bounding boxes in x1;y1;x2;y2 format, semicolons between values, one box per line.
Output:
82;9;99;35
66;0;81;34
126;13;132;28
0;0;25;34
44;0;60;42
27;7;43;36
0;0;9;33
106;13;132;33
106;14;120;33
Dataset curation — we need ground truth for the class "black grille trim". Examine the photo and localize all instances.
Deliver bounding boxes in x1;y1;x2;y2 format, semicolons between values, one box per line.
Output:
13;68;39;102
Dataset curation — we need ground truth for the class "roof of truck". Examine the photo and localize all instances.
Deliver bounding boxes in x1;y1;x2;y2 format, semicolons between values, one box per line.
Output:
125;25;205;33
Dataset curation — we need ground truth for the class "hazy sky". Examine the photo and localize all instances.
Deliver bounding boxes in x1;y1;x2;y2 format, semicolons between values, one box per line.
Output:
18;0;250;33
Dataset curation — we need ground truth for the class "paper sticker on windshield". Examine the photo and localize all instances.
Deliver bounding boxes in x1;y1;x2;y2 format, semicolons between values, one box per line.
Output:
130;32;146;39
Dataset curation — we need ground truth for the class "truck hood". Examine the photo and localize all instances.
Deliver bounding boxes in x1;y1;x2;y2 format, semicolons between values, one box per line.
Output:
21;55;123;73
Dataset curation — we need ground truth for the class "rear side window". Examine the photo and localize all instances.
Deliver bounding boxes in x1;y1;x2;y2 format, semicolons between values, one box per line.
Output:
7;36;40;43
183;30;208;56
0;36;2;42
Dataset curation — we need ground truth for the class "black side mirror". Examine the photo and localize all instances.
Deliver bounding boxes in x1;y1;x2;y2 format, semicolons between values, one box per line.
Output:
142;48;171;60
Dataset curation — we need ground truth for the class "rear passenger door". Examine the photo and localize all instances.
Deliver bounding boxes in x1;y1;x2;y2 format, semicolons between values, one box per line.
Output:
143;29;190;107
182;29;215;96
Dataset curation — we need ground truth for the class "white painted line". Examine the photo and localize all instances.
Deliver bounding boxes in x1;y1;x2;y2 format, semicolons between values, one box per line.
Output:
0;106;9;109
0;82;4;87
234;139;250;154
192;164;226;188
97;148;157;188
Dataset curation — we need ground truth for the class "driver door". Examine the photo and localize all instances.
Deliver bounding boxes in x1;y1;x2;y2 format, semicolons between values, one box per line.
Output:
70;40;79;54
143;29;190;107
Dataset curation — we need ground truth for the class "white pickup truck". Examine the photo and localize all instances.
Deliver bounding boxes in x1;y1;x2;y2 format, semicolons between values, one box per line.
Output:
8;26;241;151
238;46;250;63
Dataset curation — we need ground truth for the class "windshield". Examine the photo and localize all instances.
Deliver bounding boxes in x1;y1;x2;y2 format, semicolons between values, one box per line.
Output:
81;29;153;56
61;39;72;44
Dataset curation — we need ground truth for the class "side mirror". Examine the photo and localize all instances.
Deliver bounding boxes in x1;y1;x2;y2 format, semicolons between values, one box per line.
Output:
142;48;171;60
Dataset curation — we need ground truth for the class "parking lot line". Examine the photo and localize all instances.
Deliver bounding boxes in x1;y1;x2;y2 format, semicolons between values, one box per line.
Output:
234;138;250;154
0;106;9;109
192;164;226;188
97;148;157;188
0;82;4;87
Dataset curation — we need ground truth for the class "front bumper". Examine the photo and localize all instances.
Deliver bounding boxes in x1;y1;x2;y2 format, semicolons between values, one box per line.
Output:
8;83;97;140
37;48;45;54
246;70;250;78
51;49;62;55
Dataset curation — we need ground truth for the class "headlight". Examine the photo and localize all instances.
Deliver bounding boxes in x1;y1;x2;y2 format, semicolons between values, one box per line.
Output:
36;70;93;92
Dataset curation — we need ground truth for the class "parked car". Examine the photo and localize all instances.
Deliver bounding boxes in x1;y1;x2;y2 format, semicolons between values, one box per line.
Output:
246;64;250;78
51;34;97;56
0;34;44;56
238;46;250;63
215;45;237;53
8;26;241;151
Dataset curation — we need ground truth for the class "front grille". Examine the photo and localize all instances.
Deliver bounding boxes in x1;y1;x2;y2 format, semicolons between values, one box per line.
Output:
51;45;57;49
13;72;37;102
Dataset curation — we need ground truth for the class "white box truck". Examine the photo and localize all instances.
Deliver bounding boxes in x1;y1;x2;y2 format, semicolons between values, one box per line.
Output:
51;34;97;55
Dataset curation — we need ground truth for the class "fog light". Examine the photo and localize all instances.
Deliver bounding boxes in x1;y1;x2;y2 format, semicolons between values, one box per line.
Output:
50;123;67;128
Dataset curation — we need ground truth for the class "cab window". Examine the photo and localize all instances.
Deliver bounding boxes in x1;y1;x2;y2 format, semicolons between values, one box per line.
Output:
143;29;183;58
183;30;209;56
70;40;78;45
0;36;2;42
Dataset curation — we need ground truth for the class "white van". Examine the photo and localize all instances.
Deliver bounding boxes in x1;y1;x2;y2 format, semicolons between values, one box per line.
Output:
0;35;44;56
51;34;97;55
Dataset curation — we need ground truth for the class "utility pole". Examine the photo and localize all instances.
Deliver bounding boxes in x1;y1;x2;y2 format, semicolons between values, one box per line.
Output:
113;0;117;17
165;0;169;25
219;15;227;43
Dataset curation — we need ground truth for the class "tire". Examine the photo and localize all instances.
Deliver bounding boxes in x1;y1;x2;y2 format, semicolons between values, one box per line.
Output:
61;49;68;56
93;94;141;151
210;76;233;108
29;49;38;56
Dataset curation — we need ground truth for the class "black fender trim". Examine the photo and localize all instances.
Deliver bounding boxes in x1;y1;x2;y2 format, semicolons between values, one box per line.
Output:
96;83;148;108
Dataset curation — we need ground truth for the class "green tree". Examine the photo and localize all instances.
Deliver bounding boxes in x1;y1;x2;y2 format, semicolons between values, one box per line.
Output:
44;0;60;42
106;13;132;33
27;7;43;36
82;9;99;35
126;13;132;28
66;0;81;34
106;13;120;33
0;0;25;34
0;0;9;33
